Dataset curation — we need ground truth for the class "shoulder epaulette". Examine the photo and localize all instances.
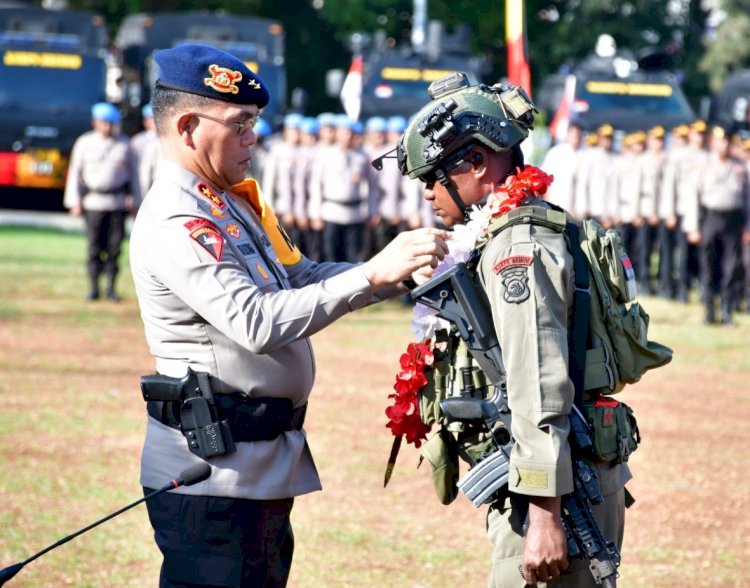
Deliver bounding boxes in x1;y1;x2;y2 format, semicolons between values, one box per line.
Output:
488;205;567;237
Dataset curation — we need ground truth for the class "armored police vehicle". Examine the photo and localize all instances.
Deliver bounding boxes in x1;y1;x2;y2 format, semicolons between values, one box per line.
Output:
115;11;287;134
0;4;109;195
328;17;488;121
540;38;695;141
708;69;750;133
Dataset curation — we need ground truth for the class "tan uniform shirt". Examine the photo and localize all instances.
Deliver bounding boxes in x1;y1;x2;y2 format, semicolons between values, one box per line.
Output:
478;200;630;498
639;150;664;219
308;145;373;224
262;139;297;214
679;147;710;233
63;130;140;211
130;160;379;500
616;152;643;224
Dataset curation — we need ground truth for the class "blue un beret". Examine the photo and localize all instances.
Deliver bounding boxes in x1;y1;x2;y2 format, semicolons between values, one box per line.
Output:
154;44;270;108
91;102;121;123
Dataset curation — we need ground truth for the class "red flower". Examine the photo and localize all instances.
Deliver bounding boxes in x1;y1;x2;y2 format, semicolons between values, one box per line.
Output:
487;165;555;218
385;341;434;447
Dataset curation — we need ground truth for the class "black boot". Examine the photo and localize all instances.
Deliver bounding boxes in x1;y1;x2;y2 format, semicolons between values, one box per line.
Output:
105;272;120;302
721;303;737;327
703;298;716;325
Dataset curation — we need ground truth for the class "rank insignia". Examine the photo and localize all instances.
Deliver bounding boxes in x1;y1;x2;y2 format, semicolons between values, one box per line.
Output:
184;218;224;261
204;64;242;94
226;223;241;239
197;182;225;209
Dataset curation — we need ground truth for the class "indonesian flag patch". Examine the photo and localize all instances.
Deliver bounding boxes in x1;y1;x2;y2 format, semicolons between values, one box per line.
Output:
184;218;224;261
621;252;638;301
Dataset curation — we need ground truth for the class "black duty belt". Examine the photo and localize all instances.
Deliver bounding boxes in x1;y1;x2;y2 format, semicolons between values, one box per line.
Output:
147;395;307;443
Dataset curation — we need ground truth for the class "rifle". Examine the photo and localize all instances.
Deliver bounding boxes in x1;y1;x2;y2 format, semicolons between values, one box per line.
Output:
410;261;620;586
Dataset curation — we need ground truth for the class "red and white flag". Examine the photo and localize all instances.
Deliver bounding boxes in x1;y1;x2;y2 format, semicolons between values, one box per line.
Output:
340;54;363;121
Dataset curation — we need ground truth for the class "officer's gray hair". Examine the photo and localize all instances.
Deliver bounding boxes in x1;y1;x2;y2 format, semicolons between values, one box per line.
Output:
151;86;218;136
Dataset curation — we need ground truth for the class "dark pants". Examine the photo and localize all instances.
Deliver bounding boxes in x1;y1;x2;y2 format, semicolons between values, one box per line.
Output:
144;490;295;588
636;222;658;295
322;221;364;263
657;221;679;299
83;208;126;292
676;227;700;302
700;208;745;308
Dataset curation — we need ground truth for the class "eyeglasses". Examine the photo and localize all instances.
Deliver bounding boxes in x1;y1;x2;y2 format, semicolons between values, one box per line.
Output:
191;112;259;136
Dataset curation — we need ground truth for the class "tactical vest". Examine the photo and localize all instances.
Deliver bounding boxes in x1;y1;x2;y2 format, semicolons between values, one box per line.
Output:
417;204;672;505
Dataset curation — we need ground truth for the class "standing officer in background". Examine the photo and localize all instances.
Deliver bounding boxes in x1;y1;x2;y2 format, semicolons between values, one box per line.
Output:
575;124;617;226
695;126;749;325
130;44;448;588
308;115;372;262
64;102;140;301
658;124;690;300
395;75;630;587
131;103;161;197
262;113;302;244
541;120;582;216
637;125;666;295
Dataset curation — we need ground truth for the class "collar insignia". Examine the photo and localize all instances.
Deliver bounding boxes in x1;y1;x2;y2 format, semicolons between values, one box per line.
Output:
226;223;241;239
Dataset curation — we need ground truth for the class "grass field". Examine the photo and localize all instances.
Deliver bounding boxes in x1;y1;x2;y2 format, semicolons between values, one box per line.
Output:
1;226;749;587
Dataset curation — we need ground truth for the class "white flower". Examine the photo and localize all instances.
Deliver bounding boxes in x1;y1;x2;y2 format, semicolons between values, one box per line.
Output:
410;204;490;344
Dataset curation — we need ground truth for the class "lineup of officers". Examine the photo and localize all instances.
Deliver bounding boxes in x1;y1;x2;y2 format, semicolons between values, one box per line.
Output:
65;102;750;327
543;119;750;326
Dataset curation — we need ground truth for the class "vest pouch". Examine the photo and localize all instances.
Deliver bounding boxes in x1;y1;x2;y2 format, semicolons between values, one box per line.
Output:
611;302;674;384
418;332;453;427
585;396;640;464
420;428;459;505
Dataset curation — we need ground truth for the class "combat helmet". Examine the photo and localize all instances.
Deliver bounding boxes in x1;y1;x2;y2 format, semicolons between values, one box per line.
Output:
397;73;536;182
389;72;536;218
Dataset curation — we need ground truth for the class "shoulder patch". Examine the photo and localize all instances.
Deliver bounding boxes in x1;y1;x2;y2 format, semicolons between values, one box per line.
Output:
493;255;533;275
184;218;224;261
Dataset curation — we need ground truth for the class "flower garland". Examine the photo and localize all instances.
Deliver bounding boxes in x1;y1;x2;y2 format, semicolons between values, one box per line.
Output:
384;166;554;458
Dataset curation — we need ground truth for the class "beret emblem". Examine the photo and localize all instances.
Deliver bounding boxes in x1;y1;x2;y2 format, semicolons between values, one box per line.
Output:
204;64;243;94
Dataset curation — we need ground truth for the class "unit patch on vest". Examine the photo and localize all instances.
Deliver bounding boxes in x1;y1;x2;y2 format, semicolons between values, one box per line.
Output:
197;183;225;209
184;218;224;261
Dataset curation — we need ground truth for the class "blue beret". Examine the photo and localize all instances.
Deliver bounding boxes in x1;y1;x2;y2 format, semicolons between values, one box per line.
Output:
352;120;364;134
365;116;387;132
91;102;121;123
154;44;270;108
255;117;272;137
335;114;354;129
317;112;337;127
300;117;319;135
283;113;304;128
387;115;408;133
141;103;153;118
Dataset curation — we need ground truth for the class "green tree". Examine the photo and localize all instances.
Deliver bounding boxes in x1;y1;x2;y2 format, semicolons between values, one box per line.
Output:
699;0;750;92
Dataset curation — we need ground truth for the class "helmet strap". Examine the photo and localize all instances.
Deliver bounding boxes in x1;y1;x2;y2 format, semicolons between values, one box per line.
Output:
435;168;471;223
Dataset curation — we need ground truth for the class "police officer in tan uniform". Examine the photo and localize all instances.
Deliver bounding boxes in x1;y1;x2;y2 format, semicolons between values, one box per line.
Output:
396;77;630;587
129;44;448;587
64;102;140;301
696;126;749;325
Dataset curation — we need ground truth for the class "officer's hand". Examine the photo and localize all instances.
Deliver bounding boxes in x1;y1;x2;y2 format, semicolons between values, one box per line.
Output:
297;215;309;231
310;219;324;231
666;216;677;230
521;497;569;585
743;229;750;245
687;230;701;245
361;227;449;290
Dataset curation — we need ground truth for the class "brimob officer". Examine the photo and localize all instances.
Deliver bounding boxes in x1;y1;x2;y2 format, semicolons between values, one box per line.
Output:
129;43;448;587
64;102;140;300
396;76;630;587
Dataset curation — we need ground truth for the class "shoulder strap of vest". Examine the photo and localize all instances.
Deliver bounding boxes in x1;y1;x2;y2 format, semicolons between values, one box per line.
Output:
486;202;590;409
487;204;567;238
